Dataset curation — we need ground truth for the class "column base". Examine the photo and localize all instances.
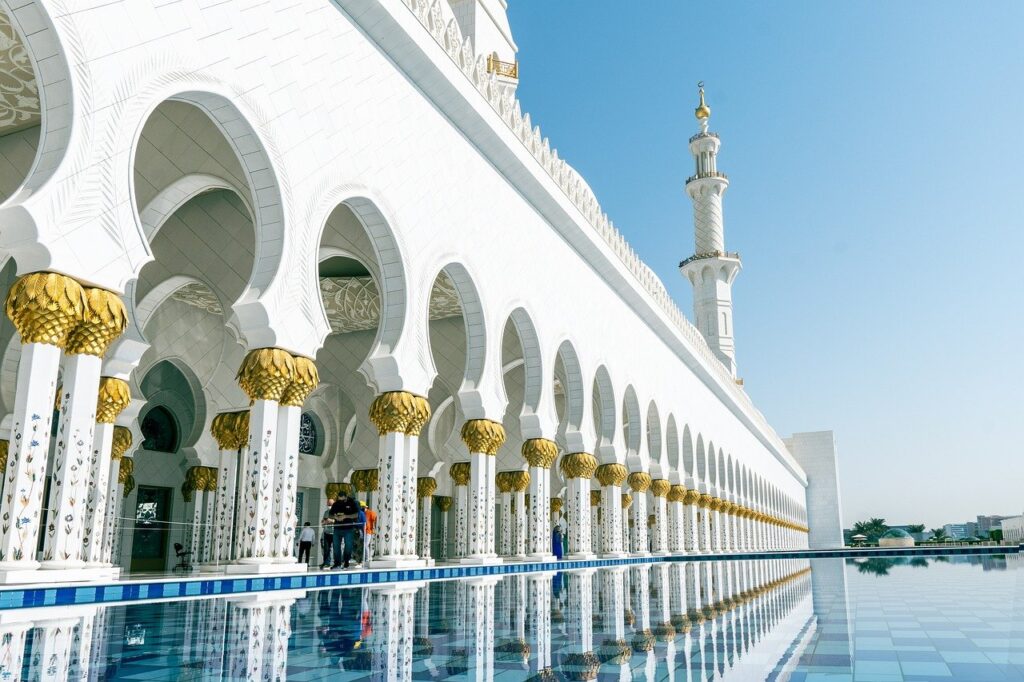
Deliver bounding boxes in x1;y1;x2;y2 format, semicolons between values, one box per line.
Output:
225;561;307;575
601;552;629;559
459;555;503;566
370;557;428;569
652;550;671;557
565;553;596;561
0;566;118;585
525;553;557;563
272;557;299;564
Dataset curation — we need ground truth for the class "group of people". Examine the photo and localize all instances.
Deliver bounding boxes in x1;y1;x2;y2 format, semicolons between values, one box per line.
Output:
296;492;377;569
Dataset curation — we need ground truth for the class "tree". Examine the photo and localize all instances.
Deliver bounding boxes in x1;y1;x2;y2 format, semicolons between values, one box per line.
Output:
907;524;926;534
990;529;1003;542
852;518;889;542
929;527;949;542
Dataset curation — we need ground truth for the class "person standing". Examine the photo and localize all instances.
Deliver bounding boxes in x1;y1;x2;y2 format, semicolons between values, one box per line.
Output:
361;501;377;566
330;492;361;569
320;498;335;569
298;522;316;564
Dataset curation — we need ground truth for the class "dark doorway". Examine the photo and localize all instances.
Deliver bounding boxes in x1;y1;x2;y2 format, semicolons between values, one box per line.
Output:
130;486;172;572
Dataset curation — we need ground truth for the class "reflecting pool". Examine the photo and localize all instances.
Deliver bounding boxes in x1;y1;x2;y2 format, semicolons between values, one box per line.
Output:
0;554;1021;680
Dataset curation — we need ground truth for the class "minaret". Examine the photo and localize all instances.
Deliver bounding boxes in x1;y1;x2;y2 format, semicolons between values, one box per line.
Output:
680;82;742;379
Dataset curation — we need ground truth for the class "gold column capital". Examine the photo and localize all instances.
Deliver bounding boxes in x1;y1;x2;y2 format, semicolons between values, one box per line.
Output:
508;470;530;492
95;377;131;424
435;495;453;511
627;472;652;492
325;482;353;499
281;355;319;407
236;348;296;402
594;463;628;487
5;272;87;348
110;426;133;460
352;468;379;492
0;440;7;472
211;410;249;450
550;498;563;514
590;490;602;506
416;477;437;498
621;493;633;509
368;391;431;435
461;419;506;455
450;461;471;486
650;479;670;498
521;438;558;468
697;493;714;508
668;484;687;502
495;471;514;494
118;456;134;482
65;286;128;357
559;452;598;479
682;489;701;505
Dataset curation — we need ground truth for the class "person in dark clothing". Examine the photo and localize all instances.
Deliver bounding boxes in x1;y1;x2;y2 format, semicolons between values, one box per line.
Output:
330;494;361;568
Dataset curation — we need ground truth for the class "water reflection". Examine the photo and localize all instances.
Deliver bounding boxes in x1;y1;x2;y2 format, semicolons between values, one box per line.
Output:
0;555;1016;680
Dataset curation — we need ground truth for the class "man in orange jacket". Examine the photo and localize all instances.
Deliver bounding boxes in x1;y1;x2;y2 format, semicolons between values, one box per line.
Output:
361;501;377;566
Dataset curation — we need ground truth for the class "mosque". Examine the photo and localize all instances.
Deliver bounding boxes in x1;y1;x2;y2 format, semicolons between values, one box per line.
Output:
0;0;843;584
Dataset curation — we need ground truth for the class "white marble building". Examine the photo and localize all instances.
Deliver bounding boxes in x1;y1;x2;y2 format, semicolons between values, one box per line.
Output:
0;0;840;582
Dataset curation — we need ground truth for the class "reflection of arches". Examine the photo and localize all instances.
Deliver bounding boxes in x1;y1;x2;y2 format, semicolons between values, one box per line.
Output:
553;341;584;434
621;385;641;454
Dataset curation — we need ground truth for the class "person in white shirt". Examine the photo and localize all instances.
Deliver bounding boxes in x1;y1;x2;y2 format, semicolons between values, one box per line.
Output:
298;522;316;564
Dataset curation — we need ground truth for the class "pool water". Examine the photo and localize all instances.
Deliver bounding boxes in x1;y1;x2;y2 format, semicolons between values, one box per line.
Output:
0;554;1021;680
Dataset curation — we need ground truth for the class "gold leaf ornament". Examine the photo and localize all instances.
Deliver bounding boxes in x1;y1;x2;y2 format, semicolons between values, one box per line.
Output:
5;272;87;348
521;438;558;468
369;391;432;435
594;463;628;487
236;348;296;402
110;426;133;460
559;452;598;480
95;377;131;424
281;355;320;407
65;287;128;357
461;419;506;455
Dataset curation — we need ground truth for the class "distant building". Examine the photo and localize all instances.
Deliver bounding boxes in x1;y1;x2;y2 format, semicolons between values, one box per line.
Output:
976;515;1011;536
944;523;970;539
1001;516;1024;544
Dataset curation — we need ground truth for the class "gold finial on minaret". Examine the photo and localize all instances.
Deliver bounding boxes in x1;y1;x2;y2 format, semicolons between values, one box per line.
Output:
695;81;711;121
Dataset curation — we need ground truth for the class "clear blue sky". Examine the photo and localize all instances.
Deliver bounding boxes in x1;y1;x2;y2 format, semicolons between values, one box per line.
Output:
508;2;1023;529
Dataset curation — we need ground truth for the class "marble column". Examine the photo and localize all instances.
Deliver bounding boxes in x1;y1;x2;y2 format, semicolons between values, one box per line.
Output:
559;452;598;560
110;457;134;566
466;577;498;679
589;491;601;555
81;378;130;567
509;471;529;560
594;463;628;558
450;463;471;559
496;472;514;556
698;494;714;553
368;391;431;568
683;489;700;552
521;439;557;561
460;419;505;565
435;496;452;560
352;469;378;517
416;477;436;562
182;468;206;561
621;494;632;552
0;274;89;576
230;349;297;572
627;472;652;555
99;428;132;565
667;484;687;554
650;479;670;555
199;472;218;564
210;411;246;564
272;357;317;565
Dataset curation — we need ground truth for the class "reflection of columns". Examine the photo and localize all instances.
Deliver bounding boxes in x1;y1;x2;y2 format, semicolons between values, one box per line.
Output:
509;471;529;560
450;463;471;559
416;478;436;561
521;439;557;561
227;600;267;679
368;391;431;568
82;378;130;567
496;473;514;556
595;464;627;557
621;494;633;552
460;420;505;565
0;274;88;575
650;479;670;555
560;453;598;559
589;492;601;554
667;485;687;554
274;357;317;564
232;349;295;570
628;472;652;555
564;569;598;681
435;496;452;560
28;615;79;681
0;619;31;679
526;573;553;676
466;577;498;680
368;583;422;682
42;286;127;572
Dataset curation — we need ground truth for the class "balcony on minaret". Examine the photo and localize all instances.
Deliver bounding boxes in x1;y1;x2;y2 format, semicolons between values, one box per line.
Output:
685;170;729;186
